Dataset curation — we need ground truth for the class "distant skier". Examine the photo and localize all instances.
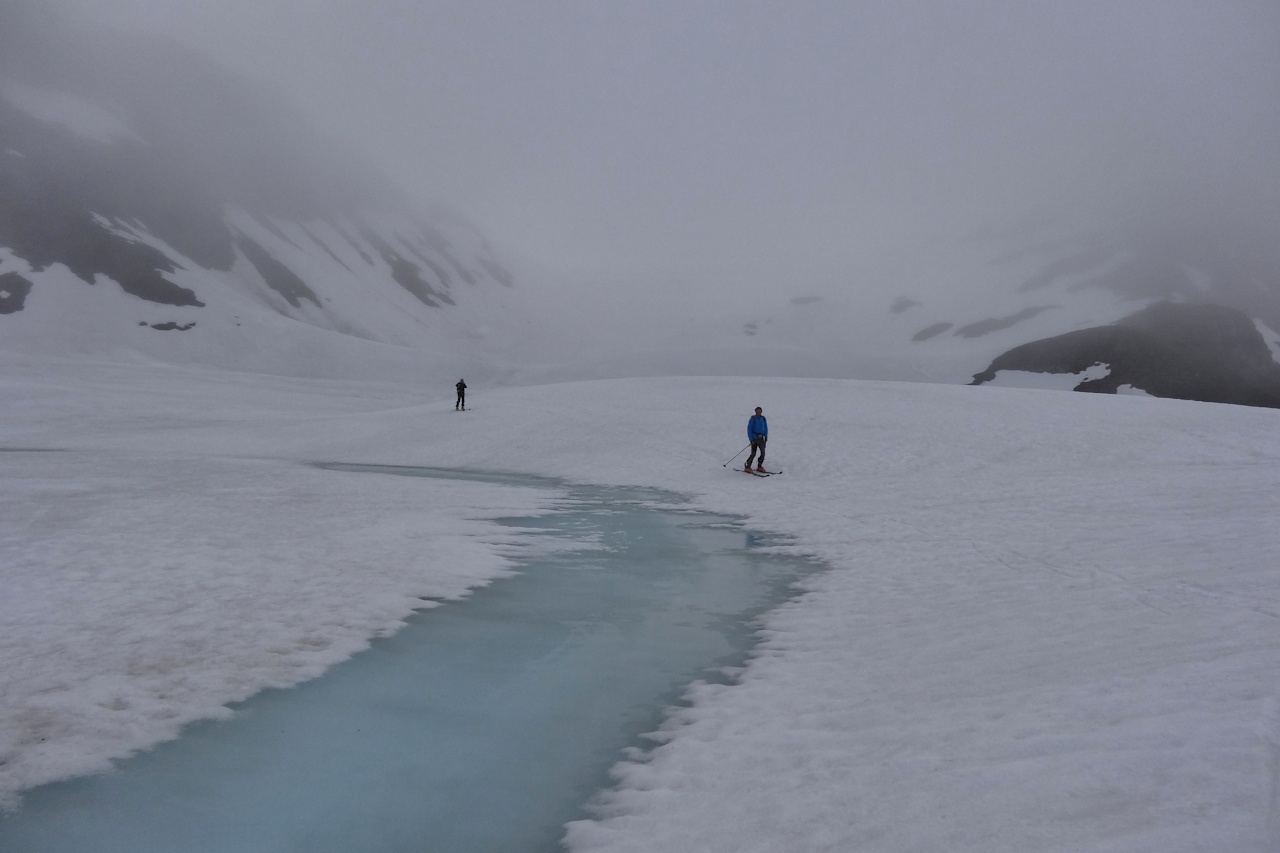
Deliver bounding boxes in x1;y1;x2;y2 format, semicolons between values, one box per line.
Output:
455;379;467;411
745;406;768;472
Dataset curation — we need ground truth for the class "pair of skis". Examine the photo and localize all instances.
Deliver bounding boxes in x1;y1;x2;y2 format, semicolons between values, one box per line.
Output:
722;445;780;476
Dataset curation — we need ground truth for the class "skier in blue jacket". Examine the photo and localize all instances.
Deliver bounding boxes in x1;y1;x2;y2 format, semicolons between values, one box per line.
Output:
745;406;768;472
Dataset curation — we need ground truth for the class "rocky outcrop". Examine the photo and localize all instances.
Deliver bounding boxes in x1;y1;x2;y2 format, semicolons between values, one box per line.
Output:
971;302;1280;408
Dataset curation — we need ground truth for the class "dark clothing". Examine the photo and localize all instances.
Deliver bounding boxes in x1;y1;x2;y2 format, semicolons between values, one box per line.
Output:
455;381;467;410
746;412;768;468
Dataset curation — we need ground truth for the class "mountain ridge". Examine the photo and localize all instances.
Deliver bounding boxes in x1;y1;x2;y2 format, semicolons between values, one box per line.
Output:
0;7;518;381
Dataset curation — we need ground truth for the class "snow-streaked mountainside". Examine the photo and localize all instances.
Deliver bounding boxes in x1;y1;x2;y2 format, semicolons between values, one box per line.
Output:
2;360;1278;850
0;9;521;381
971;301;1280;408
3;2;1280;406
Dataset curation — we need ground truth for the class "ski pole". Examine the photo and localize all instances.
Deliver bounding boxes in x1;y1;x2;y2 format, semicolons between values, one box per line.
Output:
722;443;752;467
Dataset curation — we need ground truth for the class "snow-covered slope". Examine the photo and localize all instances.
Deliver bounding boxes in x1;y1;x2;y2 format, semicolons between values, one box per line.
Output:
1;359;1278;850
0;9;521;381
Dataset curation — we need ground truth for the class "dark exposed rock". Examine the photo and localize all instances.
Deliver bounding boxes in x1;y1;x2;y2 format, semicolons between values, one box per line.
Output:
400;228;477;285
149;321;196;331
0;101;209;306
330;223;376;266
235;237;320;309
0;8;508;332
0;271;32;313
890;296;918;314
953;306;1056;339
298;224;353;272
360;229;451;307
912;322;952;342
417;250;455;293
971;302;1280;408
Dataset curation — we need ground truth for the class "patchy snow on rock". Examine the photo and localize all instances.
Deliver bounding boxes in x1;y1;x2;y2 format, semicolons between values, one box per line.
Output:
1254;319;1280;363
983;361;1110;391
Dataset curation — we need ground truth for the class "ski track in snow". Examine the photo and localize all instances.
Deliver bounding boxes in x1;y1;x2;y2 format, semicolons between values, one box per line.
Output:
2;358;1280;852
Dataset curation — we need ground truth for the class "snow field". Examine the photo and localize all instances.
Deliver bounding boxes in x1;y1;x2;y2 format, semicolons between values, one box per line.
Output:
0;361;563;805
2;358;1279;851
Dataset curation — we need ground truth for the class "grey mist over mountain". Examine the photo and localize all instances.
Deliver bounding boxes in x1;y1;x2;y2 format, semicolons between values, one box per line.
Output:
0;4;531;381
5;0;1280;402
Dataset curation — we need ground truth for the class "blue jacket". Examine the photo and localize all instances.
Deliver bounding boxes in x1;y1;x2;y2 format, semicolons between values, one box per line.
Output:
747;414;768;441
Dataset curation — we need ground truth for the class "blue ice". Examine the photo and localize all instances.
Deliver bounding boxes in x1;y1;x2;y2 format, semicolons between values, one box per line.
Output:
0;467;814;852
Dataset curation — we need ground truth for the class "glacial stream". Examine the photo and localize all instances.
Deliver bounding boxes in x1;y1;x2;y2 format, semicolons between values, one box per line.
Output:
0;465;816;853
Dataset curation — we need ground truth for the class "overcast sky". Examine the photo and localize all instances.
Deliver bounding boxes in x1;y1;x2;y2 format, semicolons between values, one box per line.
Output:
51;1;1280;295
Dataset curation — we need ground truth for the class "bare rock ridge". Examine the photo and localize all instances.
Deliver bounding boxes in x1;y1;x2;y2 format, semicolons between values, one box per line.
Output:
971;302;1280;409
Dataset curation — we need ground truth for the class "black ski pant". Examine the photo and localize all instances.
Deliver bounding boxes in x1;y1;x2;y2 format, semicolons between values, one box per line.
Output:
746;437;766;467
455;390;465;409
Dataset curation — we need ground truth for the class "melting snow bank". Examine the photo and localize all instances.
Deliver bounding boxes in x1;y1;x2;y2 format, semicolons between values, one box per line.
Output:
0;471;815;852
0;364;562;807
0;453;554;806
2;358;1280;851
